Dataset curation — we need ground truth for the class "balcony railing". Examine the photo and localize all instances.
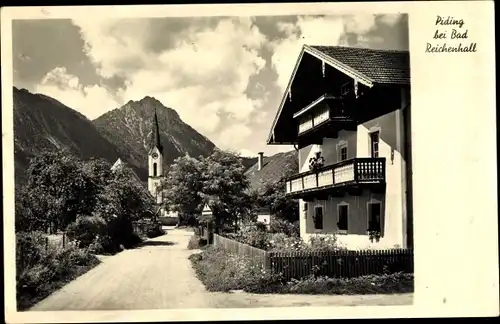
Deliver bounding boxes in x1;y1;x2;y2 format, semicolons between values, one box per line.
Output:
285;158;386;195
294;94;354;136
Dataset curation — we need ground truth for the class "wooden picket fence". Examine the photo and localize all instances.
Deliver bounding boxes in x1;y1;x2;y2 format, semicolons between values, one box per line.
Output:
213;234;413;281
213;234;269;267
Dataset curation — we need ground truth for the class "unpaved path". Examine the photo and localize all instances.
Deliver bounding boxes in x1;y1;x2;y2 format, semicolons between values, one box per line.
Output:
30;228;412;311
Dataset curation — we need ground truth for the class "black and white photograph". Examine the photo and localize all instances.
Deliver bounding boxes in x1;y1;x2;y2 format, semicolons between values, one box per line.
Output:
2;2;498;322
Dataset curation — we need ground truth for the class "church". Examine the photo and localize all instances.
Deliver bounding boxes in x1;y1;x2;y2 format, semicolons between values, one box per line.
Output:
147;108;178;221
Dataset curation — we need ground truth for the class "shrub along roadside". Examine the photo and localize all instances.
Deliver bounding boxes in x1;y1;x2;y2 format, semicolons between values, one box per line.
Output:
16;232;101;310
189;246;414;295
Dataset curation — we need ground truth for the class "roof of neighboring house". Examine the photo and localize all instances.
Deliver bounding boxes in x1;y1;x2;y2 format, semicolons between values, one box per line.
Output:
244;150;298;192
111;158;124;171
308;45;410;85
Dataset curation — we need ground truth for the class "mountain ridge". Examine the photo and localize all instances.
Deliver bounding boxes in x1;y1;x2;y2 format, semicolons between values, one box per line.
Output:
13;87;263;186
92;95;217;180
13;86;126;185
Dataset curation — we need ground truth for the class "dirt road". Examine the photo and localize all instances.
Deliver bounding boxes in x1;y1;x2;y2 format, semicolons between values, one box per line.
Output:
30;228;412;311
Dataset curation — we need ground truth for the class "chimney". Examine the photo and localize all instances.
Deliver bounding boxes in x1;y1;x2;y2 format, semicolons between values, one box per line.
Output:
258;152;264;171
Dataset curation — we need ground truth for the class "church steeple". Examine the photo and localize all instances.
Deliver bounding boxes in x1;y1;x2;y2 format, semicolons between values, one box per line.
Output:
149;108;163;154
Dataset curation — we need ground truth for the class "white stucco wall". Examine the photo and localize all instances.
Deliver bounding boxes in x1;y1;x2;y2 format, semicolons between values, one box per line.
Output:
257;214;271;225
297;103;408;250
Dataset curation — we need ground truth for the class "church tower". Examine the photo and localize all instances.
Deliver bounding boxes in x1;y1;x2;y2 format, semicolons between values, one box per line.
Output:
148;108;164;205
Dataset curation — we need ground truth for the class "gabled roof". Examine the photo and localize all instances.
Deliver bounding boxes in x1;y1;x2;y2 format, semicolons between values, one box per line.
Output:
111;158;124;171
267;45;410;144
244;150;298;192
309;45;410;85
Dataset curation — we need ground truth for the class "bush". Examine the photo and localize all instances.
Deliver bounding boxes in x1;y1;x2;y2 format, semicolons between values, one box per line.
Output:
66;215;107;248
145;223;166;239
266;233;308;252
16;231;49;275
16;242;100;310
187;234;207;250
189;245;282;293
226;222;270;250
306;234;344;252
268;218;300;237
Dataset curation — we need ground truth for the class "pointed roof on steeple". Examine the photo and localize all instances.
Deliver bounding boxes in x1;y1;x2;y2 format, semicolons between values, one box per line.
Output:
149;108;163;154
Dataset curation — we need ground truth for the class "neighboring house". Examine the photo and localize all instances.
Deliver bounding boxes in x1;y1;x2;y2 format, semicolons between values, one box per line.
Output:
266;45;413;250
111;158;124;172
146;109;179;222
244;151;298;225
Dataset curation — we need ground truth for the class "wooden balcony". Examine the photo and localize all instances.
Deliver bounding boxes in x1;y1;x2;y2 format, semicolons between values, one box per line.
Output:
285;158;386;198
294;94;356;138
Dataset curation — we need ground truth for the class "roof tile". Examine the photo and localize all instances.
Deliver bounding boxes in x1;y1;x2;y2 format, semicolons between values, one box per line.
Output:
310;45;410;85
245;150;298;192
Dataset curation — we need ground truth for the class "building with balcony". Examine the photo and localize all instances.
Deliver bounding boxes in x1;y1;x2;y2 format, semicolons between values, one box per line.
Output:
267;45;413;249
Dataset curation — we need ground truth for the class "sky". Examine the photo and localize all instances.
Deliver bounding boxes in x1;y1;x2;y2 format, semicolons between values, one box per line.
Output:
12;14;408;157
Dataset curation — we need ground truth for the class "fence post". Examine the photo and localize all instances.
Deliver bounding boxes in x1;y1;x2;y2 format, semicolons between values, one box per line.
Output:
45;237;49;251
63;232;66;248
264;251;270;270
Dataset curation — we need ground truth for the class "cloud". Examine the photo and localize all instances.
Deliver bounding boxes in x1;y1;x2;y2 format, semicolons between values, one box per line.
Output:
239;148;256;157
71;17;268;144
378;14;403;26
216;123;253;150
25;14;406;155
268;14;405;92
269;16;346;91
36;67;121;119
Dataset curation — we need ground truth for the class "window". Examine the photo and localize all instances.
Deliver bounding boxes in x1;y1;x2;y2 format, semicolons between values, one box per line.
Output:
370;131;380;158
368;202;382;232
153;163;157;176
339;144;348;161
337;204;348;233
313;206;323;230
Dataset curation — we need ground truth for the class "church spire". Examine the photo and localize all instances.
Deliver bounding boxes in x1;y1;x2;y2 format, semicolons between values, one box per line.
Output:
150;108;163;154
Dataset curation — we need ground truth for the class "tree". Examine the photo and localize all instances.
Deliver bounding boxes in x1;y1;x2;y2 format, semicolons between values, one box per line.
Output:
95;165;155;222
199;149;254;232
93;165;156;249
160;155;204;225
23;150;92;231
15;186;47;232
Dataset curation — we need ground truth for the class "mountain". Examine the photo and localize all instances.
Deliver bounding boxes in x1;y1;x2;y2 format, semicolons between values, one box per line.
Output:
13;87;127;185
92;96;217;181
13;87;256;186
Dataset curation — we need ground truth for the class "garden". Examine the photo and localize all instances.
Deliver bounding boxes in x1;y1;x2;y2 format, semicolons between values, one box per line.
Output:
187;217;413;295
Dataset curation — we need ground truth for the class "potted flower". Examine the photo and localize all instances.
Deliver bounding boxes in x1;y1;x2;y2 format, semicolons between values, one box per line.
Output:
308;153;325;172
